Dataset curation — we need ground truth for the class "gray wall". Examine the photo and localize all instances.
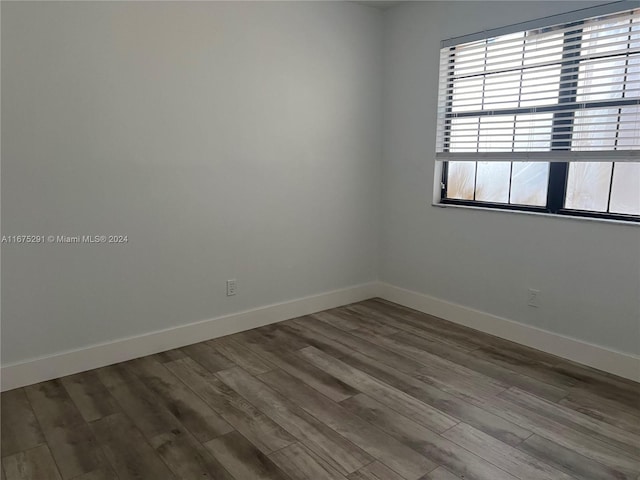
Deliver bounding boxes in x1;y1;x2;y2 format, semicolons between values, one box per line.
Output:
1;1;383;364
381;1;640;355
3;1;638;367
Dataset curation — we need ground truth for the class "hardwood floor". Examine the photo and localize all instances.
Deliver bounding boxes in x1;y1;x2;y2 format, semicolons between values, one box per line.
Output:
2;298;639;480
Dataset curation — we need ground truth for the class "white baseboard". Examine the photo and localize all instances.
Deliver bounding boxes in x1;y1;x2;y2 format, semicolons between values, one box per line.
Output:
3;280;637;391
0;282;378;391
378;282;640;383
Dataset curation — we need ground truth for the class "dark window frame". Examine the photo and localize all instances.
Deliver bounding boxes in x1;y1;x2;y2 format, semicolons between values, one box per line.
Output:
440;18;640;223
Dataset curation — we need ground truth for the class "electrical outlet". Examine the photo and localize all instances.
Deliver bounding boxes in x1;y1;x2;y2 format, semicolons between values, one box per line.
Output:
226;279;237;296
528;288;541;307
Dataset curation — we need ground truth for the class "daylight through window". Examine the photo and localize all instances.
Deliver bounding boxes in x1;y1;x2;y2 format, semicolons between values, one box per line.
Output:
436;7;640;221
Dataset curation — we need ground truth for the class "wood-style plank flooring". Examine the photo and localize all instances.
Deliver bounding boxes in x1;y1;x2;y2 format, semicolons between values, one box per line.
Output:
2;298;639;480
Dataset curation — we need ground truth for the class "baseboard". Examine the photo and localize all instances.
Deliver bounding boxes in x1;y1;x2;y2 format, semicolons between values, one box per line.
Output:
377;282;640;383
0;282;378;391
4;280;637;390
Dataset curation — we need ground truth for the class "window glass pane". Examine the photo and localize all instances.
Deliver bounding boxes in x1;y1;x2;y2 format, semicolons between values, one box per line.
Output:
610;162;640;215
520;66;561;107
523;31;563;66
565;162;613;212
617;106;640;149
572;108;619;150
451;77;484;113
487;32;524;70
475;162;511;203
447;162;476;200
479;116;514;152
582;16;633;55
627;56;640;99
484;71;521;109
514;113;553;151
510;162;549;206
449;117;479;152
454;42;486;77
579;15;636;101
577;58;628;102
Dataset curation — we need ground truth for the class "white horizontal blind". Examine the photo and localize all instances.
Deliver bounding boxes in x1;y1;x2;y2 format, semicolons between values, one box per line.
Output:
436;8;640;162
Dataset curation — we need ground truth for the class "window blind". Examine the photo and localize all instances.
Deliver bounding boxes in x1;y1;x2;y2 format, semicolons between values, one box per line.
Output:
435;7;640;163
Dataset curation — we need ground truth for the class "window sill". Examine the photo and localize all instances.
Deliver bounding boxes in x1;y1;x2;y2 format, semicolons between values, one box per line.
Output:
432;202;640;227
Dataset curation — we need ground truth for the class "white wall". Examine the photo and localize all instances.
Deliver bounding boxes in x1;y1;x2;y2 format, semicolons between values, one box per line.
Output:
1;1;382;365
3;0;638;372
381;1;640;355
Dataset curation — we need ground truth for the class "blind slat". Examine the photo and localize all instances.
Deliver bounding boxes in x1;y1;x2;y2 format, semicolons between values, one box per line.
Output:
435;151;640;162
450;49;640;80
439;59;640;84
448;22;638;58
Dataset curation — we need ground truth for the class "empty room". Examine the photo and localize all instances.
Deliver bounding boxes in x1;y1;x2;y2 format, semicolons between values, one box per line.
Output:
1;0;639;479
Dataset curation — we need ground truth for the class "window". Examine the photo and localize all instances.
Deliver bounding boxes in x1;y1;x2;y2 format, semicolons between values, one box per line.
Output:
436;7;640;222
